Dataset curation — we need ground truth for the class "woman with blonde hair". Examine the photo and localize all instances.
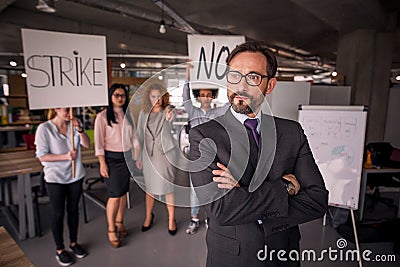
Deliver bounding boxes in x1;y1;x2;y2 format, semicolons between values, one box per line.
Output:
35;108;90;266
136;82;178;235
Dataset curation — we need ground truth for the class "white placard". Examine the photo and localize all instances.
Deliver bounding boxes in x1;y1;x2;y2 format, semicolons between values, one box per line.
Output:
188;35;245;89
21;29;108;110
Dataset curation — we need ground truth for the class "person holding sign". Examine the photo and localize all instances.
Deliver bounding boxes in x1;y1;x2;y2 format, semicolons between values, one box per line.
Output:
183;61;229;235
94;84;141;248
35;108;90;266
136;82;178;235
189;41;328;267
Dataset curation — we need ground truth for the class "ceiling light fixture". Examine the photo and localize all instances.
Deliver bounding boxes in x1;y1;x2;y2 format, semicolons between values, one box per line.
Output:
396;75;400;81
36;0;56;13
159;20;166;34
120;62;126;69
21;73;28;78
331;71;338;77
159;0;166;34
9;60;17;67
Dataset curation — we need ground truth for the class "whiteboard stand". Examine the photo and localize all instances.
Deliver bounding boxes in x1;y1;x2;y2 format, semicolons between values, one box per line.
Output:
322;209;363;267
350;209;363;267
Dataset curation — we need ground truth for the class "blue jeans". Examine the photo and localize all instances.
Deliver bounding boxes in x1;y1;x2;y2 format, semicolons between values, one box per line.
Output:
190;178;200;218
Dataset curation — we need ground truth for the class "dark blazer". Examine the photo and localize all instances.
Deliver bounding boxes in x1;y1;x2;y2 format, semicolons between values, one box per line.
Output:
189;110;329;267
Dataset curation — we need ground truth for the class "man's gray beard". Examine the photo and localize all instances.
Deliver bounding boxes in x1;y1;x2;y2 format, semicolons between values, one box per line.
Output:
231;99;254;114
229;93;260;114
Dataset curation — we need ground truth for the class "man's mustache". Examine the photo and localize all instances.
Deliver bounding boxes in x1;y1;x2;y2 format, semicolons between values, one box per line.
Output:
229;92;251;100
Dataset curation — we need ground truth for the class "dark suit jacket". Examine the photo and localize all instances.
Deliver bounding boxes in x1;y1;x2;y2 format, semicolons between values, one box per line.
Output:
189;110;329;267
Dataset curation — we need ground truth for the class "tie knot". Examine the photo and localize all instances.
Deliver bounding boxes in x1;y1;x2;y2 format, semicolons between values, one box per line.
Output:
244;118;258;131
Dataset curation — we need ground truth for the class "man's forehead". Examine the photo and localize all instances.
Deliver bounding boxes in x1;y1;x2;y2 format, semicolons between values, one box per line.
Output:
229;52;267;70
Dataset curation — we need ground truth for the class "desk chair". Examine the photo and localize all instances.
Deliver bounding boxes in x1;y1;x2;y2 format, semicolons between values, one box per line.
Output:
85;176;105;190
84;163;135;209
366;173;400;218
33;171;88;237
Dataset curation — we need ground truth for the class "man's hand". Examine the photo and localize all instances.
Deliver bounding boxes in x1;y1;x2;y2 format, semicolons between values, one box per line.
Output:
282;174;300;195
212;162;240;189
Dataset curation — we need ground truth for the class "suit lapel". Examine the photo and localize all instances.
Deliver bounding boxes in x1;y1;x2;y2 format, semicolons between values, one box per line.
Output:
216;111;255;185
217;111;250;155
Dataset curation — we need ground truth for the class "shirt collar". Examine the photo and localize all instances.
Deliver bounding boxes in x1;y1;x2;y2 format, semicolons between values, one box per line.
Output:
230;107;261;133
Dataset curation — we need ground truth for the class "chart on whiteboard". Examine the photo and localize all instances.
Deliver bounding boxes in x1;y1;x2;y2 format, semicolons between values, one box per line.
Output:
299;108;367;210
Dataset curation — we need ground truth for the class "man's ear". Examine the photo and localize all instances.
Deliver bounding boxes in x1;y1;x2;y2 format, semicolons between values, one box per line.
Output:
266;78;277;95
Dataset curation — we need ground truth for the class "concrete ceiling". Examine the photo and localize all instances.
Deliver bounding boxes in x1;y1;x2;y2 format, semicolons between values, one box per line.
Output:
0;0;399;80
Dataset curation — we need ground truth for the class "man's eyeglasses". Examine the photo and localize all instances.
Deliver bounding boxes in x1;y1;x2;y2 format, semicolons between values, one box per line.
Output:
113;93;126;99
226;71;269;86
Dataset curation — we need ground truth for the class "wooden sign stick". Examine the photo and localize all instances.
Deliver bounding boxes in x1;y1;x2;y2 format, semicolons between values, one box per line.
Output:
69;107;76;178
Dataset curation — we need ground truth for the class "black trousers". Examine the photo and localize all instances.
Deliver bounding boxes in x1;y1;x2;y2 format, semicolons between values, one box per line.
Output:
46;179;83;250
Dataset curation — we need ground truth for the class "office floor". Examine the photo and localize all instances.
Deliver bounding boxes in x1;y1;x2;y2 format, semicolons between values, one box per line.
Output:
1;170;399;267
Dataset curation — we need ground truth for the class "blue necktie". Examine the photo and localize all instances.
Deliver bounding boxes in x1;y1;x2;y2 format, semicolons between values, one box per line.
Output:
244;118;260;147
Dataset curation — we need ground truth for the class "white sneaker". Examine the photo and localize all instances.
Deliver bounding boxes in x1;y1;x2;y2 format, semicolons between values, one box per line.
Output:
185;220;200;234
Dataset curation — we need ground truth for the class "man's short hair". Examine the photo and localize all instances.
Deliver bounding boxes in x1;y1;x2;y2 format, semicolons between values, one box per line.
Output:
192;89;218;99
226;41;278;78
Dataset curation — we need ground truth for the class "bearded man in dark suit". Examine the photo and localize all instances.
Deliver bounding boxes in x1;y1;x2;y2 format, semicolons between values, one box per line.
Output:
189;41;329;267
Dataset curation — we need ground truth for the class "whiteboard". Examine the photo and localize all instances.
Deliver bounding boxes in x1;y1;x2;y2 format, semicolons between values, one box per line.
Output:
298;105;368;210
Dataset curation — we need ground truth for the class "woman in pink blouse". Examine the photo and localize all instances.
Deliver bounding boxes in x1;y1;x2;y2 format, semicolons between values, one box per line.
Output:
94;84;141;248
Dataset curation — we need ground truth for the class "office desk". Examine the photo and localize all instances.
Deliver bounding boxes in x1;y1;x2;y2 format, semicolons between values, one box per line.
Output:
0;152;42;240
0;125;31;148
0;226;34;266
358;167;400;221
0;149;98;240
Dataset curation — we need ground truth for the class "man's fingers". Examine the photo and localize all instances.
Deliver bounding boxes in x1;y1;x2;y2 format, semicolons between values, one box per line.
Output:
212;169;227;176
282;174;301;195
212;163;239;188
213;176;233;183
217;183;236;189
216;162;228;171
282;174;295;181
213;176;239;187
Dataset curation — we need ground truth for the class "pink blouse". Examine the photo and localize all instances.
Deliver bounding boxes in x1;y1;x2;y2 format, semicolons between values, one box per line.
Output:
94;107;140;158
